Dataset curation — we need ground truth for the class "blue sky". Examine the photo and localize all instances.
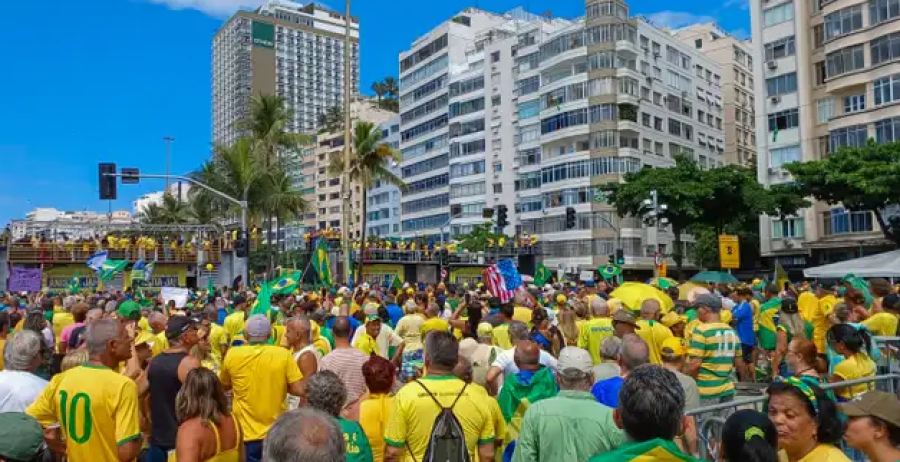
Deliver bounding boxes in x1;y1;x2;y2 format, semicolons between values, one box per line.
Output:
0;0;750;226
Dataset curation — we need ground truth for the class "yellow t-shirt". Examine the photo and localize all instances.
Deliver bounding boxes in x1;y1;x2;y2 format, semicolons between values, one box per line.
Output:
492;323;512;350
577;317;614;365
52;312;75;353
360;393;394;462
224;311;246;346
862;312;899;337
833;353;876;400
27;364;141;462
151;331;169;357
395;314;425;352
209;323;227;364
384;375;495;462
814;295;838;354
470;383;505;447
0;337;5;370
138;317;151;333
512;306;533;326
796;444;852;462
354;333;379;356
798;292;818;323
219;344;304;441
420;317;450;338
749;299;761;332
636;319;674;365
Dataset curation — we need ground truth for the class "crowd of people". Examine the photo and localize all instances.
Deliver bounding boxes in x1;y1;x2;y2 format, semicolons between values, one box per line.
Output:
0;275;898;462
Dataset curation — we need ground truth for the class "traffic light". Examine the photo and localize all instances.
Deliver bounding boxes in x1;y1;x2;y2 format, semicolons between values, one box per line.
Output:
497;204;509;228
235;232;249;258
565;207;576;229
99;163;117;200
439;249;449;266
615;248;625;265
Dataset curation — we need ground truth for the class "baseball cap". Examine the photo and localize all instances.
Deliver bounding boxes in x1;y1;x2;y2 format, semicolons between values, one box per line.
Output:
839;391;900;428
458;338;479;360
556;294;567;304
694;293;722;312
165;316;198;340
661;311;687;328
476;322;494;337
661;337;688;358
245;314;272;338
232;295;246;306
117;300;141;319
612;309;639;327
134;330;156;347
557;347;593;373
0;413;45;461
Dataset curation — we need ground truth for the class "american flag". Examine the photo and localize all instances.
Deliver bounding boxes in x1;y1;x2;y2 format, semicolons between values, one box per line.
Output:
484;264;513;303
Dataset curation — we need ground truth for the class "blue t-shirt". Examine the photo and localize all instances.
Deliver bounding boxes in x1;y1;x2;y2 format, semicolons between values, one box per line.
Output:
732;301;756;347
591;376;624;407
386;303;403;327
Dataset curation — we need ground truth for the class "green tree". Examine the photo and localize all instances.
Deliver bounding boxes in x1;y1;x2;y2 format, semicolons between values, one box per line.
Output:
317;106;344;133
327;121;404;276
454;222;505;252
371;81;387;104
138;193;190;224
382;77;398;100
784;140;900;246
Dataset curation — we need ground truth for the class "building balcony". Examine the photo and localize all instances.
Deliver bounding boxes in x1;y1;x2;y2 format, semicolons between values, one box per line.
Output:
7;242;225;264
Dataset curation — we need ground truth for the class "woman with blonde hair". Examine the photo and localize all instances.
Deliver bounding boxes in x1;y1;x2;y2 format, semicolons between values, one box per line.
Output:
558;310;579;346
170;368;242;462
60;348;89;372
190;325;220;374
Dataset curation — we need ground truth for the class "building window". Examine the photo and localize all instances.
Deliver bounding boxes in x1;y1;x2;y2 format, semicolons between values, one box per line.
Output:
815;61;827;86
825;45;865;78
764;36;796;61
871;0;900;25
844;94;866;114
875;117;900;143
491;51;500;63
764;2;795;27
874;73;900;105
830;125;869;151
871;32;900;66
492;183;503;193
813;25;825;49
770;144;801;167
518;100;541;119
817;98;833;123
768;108;800;132
824;5;864;40
825;208;873;235
767;73;798;96
772;217;805;239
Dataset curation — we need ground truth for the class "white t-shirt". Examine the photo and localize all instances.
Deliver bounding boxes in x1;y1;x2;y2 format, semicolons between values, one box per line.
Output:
491;346;559;375
0;370;49;412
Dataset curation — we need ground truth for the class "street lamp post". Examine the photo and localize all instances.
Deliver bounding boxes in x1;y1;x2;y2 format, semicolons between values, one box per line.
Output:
163;137;174;192
642;189;669;276
341;0;353;286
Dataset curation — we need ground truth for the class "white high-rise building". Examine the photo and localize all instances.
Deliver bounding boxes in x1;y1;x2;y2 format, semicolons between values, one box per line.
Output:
212;0;359;144
367;115;402;237
132;183;192;218
398;4;727;271
750;0;900;266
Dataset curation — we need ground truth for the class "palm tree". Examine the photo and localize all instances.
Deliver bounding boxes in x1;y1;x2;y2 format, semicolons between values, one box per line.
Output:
371;81;387;104
186;194;221;230
328;121;404;276
138;193;189;224
317;106;344;133
138;203;165;224
382;77;398;100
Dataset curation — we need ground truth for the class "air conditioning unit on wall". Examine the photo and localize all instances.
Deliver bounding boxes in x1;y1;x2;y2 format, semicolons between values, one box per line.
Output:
767;61;778;70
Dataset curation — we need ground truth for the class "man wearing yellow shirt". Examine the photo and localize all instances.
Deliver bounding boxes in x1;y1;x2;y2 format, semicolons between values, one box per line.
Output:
220;315;306;462
202;307;228;364
353;314;383;356
51;297;76;354
635;299;674;365
860;294;900;338
578;298;614;365
491;304;516;350
420;303;450;339
27;318;142;462
223;295;249;354
814;284;839;355
512;292;534;326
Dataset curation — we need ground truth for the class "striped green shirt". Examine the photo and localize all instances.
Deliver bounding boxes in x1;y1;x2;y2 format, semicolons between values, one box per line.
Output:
688;322;738;399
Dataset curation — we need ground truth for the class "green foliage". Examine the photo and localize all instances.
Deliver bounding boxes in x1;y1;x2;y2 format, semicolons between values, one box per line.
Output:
783;140;900;246
618;104;637;122
687;225;720;270
317;106;344;133
370;77;399;113
453;222;504;252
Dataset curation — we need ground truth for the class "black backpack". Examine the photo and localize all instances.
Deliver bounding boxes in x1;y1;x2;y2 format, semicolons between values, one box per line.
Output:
410;379;471;462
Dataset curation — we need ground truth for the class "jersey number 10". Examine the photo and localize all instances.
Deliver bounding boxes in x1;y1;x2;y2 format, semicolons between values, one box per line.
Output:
59;391;93;444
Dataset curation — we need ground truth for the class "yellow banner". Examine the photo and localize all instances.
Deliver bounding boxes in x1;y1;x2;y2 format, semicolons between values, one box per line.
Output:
44;266;99;290
718;234;740;269
360;264;404;286
449;267;484;285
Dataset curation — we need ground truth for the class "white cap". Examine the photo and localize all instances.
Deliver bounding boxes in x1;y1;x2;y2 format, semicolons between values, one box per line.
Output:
558;347;593;373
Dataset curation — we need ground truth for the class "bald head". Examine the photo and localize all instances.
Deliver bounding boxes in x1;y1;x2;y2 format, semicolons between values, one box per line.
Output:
591;297;609;317
619;333;650;373
287;315;312;343
640;299;661;320
514;341;541;372
425;302;440;317
332;316;351;339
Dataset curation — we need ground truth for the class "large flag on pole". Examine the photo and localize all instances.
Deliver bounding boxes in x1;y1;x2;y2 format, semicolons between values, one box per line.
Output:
484;264;513;303
131;260;148;283
86;251;108;272
533;262;552;286
98;259;129;281
312;238;333;286
269;271;301;295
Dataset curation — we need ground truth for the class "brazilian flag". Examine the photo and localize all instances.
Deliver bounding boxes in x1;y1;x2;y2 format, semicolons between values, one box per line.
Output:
270;271;301;295
534;262;552;286
312;238;333;286
589;438;704;461
758;296;782;351
497;367;558;457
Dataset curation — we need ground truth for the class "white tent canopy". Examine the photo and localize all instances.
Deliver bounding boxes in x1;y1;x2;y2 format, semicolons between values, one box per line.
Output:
804;249;900;278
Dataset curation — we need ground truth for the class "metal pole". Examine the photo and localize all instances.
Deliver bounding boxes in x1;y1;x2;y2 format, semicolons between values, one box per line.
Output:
341;0;353;286
163;136;174;192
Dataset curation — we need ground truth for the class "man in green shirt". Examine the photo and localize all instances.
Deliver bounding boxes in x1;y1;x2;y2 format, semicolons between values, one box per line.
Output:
305;370;373;462
513;347;624;462
589;364;703;462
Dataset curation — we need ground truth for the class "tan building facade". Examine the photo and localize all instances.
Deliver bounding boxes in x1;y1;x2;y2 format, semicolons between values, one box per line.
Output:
675;24;758;166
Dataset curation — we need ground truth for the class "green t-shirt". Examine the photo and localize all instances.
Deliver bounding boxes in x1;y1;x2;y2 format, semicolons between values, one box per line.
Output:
321;326;335;349
338;418;373;462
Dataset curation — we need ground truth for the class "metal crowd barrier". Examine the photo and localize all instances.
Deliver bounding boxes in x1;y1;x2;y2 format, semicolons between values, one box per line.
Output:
685;336;900;462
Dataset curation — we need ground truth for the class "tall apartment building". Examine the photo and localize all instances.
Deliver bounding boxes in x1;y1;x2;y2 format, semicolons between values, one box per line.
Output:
367;115;402;237
303;99;397;239
675;24;758;166
750;0;900;266
397;5;726;272
212;0;359;145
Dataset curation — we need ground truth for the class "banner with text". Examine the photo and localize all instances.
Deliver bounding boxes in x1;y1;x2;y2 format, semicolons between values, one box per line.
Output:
9;266;42;292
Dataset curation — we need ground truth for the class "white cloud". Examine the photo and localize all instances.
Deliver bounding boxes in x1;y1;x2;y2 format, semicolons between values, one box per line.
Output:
730;28;751;40
142;0;267;17
645;11;717;30
724;0;751;10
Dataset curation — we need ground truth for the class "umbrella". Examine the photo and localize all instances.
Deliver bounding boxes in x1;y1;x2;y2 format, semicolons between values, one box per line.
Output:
690;271;739;284
647;277;677;289
610;282;675;313
677;282;706;300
